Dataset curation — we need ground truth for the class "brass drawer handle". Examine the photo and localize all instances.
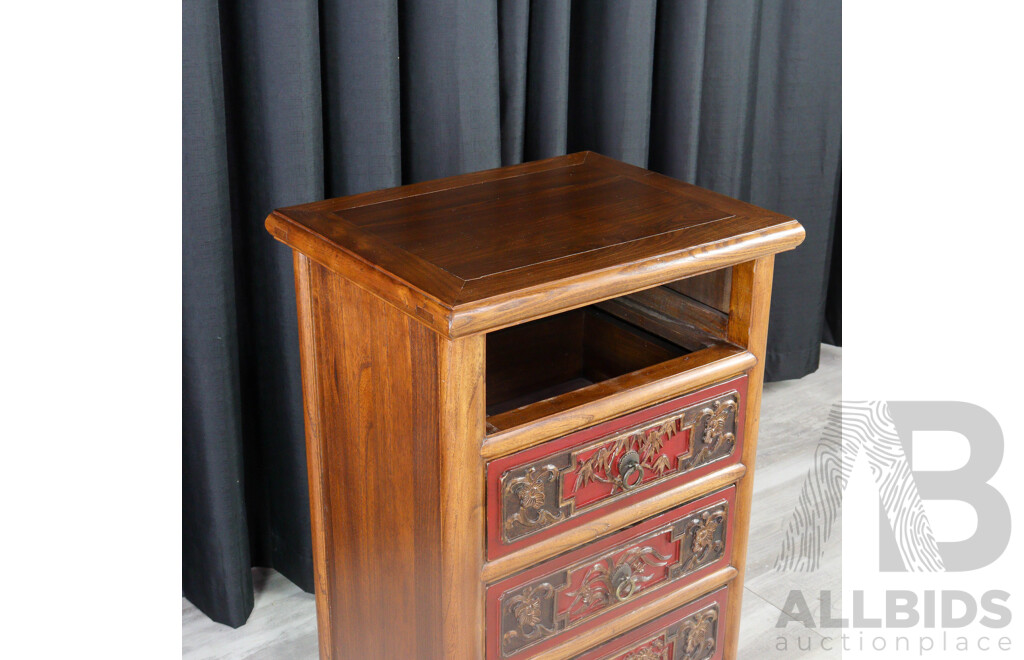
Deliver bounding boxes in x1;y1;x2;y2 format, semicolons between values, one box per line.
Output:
618;450;644;491
612;564;636;601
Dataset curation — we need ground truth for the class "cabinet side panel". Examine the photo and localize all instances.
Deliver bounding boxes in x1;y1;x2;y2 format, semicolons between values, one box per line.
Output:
294;253;334;659
723;256;775;660
306;258;444;658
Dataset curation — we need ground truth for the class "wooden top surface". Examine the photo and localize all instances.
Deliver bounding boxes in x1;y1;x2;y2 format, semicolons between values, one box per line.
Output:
267;152;804;337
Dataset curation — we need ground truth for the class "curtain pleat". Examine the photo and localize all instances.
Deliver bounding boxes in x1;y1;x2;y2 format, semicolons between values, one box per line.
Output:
693;0;762;197
648;0;709;183
399;0;502;181
523;0;572;161
183;0;841;627
182;0;252;628
748;1;842;379
497;0;530;165
568;0;659;166
320;0;402;197
218;0;325;601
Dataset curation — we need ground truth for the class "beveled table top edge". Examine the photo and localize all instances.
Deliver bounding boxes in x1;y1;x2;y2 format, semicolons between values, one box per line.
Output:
266;152;806;337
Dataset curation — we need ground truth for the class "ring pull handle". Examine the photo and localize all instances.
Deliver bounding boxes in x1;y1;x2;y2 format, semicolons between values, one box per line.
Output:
618;451;645;491
612;564;636;601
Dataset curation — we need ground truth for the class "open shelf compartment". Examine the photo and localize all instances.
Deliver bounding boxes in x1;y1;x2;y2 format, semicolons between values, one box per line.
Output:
485;270;745;434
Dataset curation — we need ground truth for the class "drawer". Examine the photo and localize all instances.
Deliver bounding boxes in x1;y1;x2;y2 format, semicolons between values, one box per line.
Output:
572;586;729;660
486;487;735;659
487;377;746;559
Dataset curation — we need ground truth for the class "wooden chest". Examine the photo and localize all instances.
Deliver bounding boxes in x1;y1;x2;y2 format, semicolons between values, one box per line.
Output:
266;151;804;659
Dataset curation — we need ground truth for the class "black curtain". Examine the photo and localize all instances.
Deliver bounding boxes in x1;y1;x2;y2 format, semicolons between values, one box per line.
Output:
183;0;841;627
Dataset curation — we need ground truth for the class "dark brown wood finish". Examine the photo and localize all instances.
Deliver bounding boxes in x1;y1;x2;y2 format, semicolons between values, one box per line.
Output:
483;343;756;457
267;151;804;338
624;286;729;340
666;269;732;312
485;308;689;415
270;153;805;660
438;330;488;658
581;309;684;381
486;311;585;409
293;253;334;659
596;288;727;352
295;257;484;659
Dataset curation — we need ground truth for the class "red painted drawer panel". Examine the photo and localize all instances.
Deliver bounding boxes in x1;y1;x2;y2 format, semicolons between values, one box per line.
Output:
486;487;735;659
572;586;729;660
487;377;746;559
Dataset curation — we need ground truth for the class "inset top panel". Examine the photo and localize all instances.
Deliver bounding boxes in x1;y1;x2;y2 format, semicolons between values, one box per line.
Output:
335;163;730;281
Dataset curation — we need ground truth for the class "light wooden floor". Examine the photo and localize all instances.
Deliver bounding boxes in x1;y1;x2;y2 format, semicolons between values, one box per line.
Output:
183;345;841;659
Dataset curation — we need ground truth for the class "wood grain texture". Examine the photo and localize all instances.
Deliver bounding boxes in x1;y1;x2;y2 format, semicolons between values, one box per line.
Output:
722;257;775;660
438;334;487;658
333;166;728;282
486;311;585;409
266;220;455;336
485;308;688;415
296;259;485;659
293;253;333;659
447;219;804;337
580;309;683;382
666;269;732;312
623;285;729;340
311;262;440;658
596;288;727;352
266;151;805;338
483;344;756;459
272;154;806;660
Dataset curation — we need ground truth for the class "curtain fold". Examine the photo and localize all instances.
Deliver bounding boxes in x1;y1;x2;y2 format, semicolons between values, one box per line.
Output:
320;0;402;197
399;0;502;181
182;0;252;627
747;1;842;378
222;0;327;610
568;0;659;165
523;0;572;161
497;0;530;165
183;0;841;627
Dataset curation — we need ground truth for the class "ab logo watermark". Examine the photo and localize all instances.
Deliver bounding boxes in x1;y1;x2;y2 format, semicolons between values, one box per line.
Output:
776;401;1009;573
773;401;1012;655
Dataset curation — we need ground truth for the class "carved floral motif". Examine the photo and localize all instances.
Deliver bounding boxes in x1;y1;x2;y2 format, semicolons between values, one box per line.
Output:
681;399;737;469
563;544;673;621
498;529;680;656
496;497;730;657
497;391;739;545
678;606;719;660
503;465;563;533
572;418;680;495
680;507;727;574
622;637;668;660
501;583;557;653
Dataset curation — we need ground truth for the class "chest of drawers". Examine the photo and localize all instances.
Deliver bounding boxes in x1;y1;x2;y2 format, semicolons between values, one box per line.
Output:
266;151;804;659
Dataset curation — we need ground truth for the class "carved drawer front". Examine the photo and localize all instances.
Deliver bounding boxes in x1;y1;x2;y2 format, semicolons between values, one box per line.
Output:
486;487;735;659
487;377;745;559
572;587;729;660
